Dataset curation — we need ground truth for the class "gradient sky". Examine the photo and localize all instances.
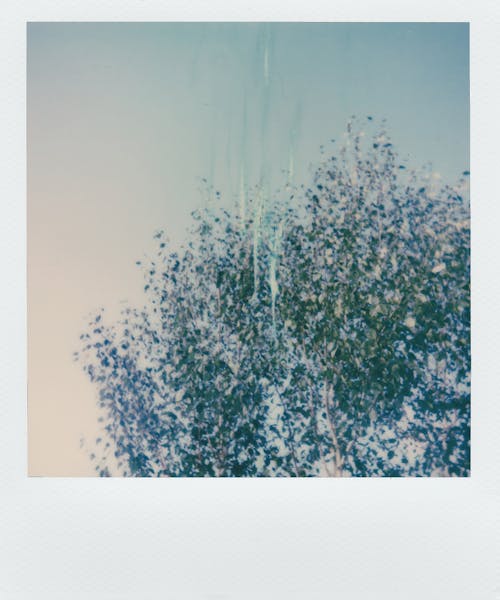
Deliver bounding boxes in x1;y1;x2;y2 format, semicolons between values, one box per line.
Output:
27;22;469;475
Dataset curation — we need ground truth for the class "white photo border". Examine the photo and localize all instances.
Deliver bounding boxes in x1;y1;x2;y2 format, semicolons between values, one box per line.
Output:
2;1;499;599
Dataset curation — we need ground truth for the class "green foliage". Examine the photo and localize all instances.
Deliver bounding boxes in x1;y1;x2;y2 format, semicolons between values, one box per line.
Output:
77;118;470;477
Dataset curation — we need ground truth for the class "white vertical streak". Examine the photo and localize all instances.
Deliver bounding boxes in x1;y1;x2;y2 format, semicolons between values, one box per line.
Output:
269;220;283;332
253;189;264;296
239;165;246;228
264;43;269;86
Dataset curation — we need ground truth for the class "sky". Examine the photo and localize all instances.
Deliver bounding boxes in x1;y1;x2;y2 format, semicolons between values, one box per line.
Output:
27;22;469;475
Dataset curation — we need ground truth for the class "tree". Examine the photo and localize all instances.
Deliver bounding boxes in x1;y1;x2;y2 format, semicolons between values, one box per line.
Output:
77;118;470;477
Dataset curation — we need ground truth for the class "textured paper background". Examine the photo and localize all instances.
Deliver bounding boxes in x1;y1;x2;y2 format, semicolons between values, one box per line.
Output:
2;1;500;599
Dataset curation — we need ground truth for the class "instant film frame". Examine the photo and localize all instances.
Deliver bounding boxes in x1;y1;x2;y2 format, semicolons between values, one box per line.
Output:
1;0;499;598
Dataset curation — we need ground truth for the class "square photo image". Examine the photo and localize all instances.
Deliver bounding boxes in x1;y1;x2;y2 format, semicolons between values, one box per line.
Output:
28;22;470;476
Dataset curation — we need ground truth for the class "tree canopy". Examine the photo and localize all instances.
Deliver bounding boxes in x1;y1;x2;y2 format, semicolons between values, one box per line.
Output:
77;118;470;477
